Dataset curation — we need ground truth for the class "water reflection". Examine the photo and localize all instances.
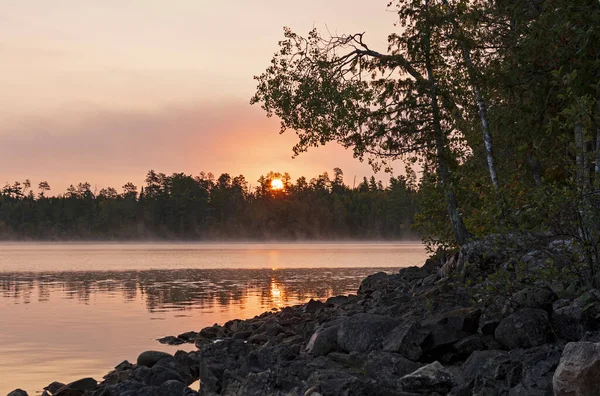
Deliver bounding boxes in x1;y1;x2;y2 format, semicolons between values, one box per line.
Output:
0;268;394;313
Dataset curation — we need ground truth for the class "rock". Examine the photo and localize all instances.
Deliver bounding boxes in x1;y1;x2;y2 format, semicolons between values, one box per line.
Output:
422;257;442;274
337;313;399;353
422;273;438;287
495;308;549;349
177;331;199;342
512;285;557;311
443;334;488;363
114;360;133;371
303;298;325;313
423;307;481;333
157;335;185;345
64;378;97;391
137;351;173;368
456;236;517;281
306;324;340;356
363;351;420;389
358;272;405;296
552;292;600;342
553;341;600;396
461;345;561;395
44;382;66;393
199;325;225;339
398;361;455;394
399;266;430;282
53;390;83;396
7;390;27;396
420;308;481;356
552;299;585;341
325;295;348;306
232;330;253;340
382;321;427;361
511;345;561;396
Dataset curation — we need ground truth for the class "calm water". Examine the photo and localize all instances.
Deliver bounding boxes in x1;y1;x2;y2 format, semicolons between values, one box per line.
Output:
0;242;426;394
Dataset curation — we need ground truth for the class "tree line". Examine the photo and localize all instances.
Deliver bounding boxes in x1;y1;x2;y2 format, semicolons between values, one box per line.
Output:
0;168;418;240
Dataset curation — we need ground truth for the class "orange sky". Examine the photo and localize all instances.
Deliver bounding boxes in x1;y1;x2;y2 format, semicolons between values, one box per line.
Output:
1;1;401;193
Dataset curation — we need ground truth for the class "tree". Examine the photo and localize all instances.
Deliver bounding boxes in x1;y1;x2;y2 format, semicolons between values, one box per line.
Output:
251;0;472;244
38;181;51;198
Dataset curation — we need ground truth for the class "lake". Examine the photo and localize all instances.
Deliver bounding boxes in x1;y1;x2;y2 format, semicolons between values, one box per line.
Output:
0;242;426;394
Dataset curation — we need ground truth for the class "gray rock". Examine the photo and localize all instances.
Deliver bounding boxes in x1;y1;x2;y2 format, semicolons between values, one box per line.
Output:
44;382;66;393
325;295;348;306
232;330;253;340
512;286;557;311
421;257;442;274
422;273;438;287
495;308;549;349
363;351;420;389
552;299;585;341
303;299;325;313
157;336;185;345
137;351;173;368
443;334;488;363
398;361;455;394
337;313;399;353
382;321;427;361
7;390;28;396
177;331;199;342
306;324;340;356
399;266;430;282
553;342;600;396
64;377;97;391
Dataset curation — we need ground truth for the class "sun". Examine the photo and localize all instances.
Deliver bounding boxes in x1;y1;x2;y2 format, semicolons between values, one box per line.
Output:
271;179;284;190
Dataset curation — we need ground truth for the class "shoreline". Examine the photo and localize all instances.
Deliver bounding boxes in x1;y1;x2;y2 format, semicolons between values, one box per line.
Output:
9;236;600;396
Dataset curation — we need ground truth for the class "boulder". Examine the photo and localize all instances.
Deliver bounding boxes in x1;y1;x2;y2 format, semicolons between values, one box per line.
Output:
420;308;481;355
43;382;66;393
553;342;600;396
199;324;226;339
494;308;549;349
512;285;557;311
137;351;173;368
337;314;399;353
325;296;349;306
232;330;253;340
7;390;27;396
157;336;185;345
399;266;430;282
303;299;325;313
177;331;199;342
363;351;420;389
552;292;600;341
421;257;442;274
398;361;455;394
306;325;340;356
358;272;405;296
382;321;427;361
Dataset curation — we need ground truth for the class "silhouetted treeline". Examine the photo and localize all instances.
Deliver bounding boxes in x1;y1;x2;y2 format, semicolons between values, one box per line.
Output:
0;168;418;240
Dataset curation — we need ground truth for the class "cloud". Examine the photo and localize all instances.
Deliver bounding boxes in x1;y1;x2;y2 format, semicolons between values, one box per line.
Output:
0;101;386;193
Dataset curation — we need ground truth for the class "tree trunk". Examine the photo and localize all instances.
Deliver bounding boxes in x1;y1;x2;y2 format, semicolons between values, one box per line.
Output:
575;122;585;192
424;5;470;246
441;0;499;191
596;97;600;190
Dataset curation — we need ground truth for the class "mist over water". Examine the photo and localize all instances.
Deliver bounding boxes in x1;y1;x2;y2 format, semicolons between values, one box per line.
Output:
0;242;426;394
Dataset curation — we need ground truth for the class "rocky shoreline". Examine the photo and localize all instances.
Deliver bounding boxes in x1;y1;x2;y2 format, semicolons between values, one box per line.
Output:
9;236;600;396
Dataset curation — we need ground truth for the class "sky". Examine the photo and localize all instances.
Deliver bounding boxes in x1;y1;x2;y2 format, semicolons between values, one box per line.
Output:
1;0;400;194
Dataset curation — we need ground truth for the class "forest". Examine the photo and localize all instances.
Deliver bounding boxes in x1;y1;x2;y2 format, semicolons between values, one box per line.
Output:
0;169;418;240
251;0;600;263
